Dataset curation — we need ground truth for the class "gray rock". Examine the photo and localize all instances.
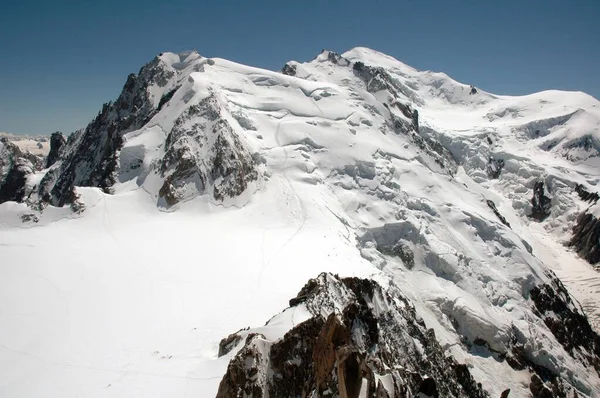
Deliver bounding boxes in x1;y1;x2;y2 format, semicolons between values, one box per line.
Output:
529;181;552;221
570;212;600;264
46;132;67;168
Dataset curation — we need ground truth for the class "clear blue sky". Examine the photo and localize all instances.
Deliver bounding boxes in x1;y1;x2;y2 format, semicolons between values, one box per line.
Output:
1;0;598;134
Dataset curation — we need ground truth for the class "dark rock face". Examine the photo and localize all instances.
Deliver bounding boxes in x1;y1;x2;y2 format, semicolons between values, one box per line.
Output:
323;50;350;66
281;63;297;76
158;95;258;207
46;132;67;168
575;184;599;203
20;213;39;223
570;212;600;265
38;55;176;206
409;128;458;175
385;105;456;175
0;157;33;204
0;139;34;204
353;61;393;94
391;100;419;130
156;85;179;112
486;199;511;228
41;122;124;206
529;181;552;221
218;331;244;357
217;273;489;398
529;374;553;398
216;333;270;398
486;158;504;179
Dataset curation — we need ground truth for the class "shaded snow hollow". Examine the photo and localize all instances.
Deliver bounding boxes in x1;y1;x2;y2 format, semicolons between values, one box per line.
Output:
1;47;600;397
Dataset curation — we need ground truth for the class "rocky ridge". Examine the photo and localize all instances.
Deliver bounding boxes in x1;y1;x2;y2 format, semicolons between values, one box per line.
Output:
217;273;490;398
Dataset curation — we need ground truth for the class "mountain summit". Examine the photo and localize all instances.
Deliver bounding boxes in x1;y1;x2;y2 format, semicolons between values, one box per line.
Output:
1;48;600;397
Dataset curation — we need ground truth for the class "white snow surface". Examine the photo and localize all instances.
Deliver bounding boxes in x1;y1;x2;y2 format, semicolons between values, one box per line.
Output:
2;48;600;397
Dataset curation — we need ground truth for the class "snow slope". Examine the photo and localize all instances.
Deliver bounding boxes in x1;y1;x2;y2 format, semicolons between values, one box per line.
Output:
1;48;600;397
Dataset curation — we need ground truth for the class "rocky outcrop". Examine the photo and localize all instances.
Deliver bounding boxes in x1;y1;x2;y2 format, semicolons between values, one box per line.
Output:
376;241;415;269
487;199;511;228
385;102;457;175
0;157;33;203
322;50;350;67
575;183;599;203
529;181;552;221
353;61;394;94
217;273;489;398
0;139;34;204
218;331;245;357
570;211;600;265
486;158;504;179
281;63;297;76
157;94;258;207
39;121;124;205
45;132;66;168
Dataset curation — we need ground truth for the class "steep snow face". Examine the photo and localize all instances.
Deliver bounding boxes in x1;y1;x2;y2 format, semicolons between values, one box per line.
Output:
1;48;600;398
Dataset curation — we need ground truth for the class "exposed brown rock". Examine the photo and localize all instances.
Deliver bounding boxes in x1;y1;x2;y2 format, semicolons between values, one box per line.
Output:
216;273;489;398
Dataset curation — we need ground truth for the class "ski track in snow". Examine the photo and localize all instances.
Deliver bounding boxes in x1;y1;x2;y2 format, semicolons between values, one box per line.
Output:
216;112;311;332
271;112;308;257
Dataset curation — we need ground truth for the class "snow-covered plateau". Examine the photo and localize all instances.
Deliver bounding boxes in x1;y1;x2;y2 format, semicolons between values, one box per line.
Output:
1;48;600;397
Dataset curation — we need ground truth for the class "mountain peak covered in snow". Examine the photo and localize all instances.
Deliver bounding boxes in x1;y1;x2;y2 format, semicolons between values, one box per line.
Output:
1;47;600;397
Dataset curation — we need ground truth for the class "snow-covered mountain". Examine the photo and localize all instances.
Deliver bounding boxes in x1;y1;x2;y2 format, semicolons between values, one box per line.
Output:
1;48;600;397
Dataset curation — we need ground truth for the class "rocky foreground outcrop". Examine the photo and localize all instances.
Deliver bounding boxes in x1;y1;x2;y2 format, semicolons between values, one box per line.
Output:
217;273;491;398
217;272;600;397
